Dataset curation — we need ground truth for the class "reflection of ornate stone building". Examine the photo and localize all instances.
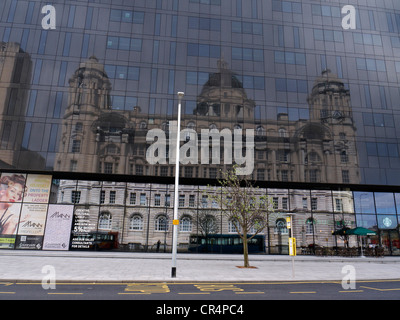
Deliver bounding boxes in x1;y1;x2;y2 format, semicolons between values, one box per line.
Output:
57;179;357;253
0;42;44;169
55;57;359;184
54;57;360;252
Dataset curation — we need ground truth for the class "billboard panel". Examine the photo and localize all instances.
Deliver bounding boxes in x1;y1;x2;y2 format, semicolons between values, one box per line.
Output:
24;174;52;203
15;203;48;250
43;204;74;250
0;173;26;249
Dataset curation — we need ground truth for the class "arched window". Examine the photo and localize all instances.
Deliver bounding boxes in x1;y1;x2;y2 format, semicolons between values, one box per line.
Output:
99;211;112;230
155;215;168;231
201;215;219;234
278;128;287;137
228;218;241;233
305;151;321;165
186;121;196;130
255;125;265;136
129;214;143;231
275;218;288;234
179;216;192;232
139;121;147;129
306;218;315;234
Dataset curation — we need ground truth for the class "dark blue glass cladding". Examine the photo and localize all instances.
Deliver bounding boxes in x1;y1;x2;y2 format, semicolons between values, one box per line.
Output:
1;0;400;186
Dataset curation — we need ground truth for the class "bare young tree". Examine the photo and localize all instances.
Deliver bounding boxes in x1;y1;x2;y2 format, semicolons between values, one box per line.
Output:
208;166;274;268
193;209;221;237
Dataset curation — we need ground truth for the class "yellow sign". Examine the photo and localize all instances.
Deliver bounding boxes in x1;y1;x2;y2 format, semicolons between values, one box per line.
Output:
289;237;296;256
286;217;291;229
173;219;180;225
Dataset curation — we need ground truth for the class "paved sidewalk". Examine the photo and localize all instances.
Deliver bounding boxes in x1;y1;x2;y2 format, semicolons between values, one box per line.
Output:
0;250;399;282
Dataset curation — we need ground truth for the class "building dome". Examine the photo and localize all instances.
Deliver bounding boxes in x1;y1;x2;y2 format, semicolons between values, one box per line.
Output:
310;69;349;96
204;71;243;89
203;59;243;89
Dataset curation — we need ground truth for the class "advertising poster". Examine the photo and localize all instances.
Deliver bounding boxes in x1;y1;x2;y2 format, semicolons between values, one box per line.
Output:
0;173;26;249
70;208;96;250
15;203;48;250
23;174;52;203
43;204;74;250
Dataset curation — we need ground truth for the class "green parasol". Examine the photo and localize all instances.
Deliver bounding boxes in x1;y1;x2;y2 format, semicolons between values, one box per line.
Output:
345;227;377;257
345;227;377;236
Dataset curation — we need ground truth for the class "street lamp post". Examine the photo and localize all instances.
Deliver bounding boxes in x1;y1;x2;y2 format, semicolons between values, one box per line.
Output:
171;91;184;278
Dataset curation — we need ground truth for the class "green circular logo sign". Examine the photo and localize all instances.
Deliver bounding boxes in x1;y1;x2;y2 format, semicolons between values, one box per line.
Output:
383;217;392;228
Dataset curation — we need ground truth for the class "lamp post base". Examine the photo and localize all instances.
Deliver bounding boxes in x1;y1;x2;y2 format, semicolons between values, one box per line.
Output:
171;267;176;278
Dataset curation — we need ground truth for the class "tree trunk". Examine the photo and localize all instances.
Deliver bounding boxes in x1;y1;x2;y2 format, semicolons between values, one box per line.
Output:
242;232;249;267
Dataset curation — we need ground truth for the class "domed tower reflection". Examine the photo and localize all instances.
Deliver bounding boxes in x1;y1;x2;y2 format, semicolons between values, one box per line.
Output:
55;58;359;184
194;59;255;123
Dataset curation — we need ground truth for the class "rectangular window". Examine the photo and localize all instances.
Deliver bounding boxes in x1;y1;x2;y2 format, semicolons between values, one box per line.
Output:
364;85;372;108
25;2;35;24
314;29;343;42
37;31;48;54
356;58;386;71
274;51;305;65
302;198;308;209
387;13;395;33
342;170;350;183
54;92;63;118
21;29;29;51
189;195;195;207
232;47;263;62
135;165;143;175
67;5;76;28
165;194;171;207
272;0;302;13
7;0;17;22
154;194;161;206
100;190;105;204
282;197;288;210
276;78;308;93
109;191;116;204
110;9;144;23
71;140;81;153
201;195;208;208
71;191;81;204
70;160;77;172
104;162;113;174
140;193;146;206
129;192;136;205
272;197;279;209
188;17;220;31
48;124;58;152
187;43;220;58
85;7;93;29
22;122;32;149
256;168;264;180
335;198;343;212
179;195;185;207
311;198;318;211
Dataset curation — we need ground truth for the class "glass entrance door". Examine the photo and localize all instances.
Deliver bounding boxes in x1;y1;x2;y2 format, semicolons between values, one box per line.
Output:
380;230;400;256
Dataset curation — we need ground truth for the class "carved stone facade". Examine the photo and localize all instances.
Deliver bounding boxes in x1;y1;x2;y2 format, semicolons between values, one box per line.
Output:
55;57;360;185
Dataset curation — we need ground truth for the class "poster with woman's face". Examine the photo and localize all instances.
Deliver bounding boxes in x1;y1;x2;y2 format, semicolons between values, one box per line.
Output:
0;173;26;237
0;173;26;204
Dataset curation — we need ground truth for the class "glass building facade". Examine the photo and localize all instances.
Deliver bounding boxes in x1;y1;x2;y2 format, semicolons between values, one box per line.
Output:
0;0;399;254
